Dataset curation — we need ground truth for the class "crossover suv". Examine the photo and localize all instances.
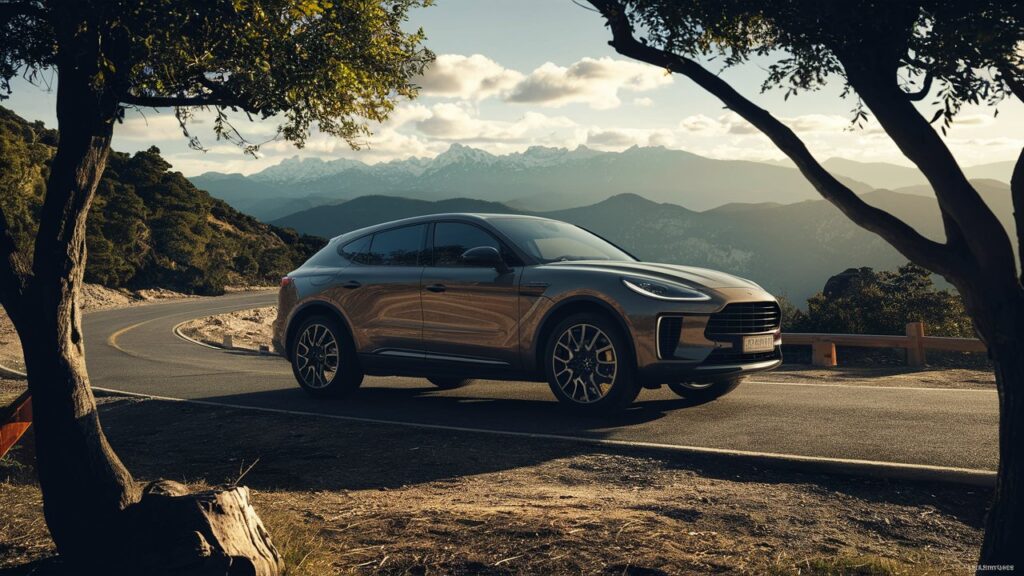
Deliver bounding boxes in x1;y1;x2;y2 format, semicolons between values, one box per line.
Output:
273;214;781;412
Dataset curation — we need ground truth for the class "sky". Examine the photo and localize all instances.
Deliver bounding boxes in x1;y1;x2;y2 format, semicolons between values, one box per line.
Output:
3;0;1021;177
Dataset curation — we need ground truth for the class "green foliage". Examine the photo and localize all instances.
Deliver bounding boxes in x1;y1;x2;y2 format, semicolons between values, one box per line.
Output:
0;106;322;294
0;107;53;261
623;0;1021;129
1;0;434;153
788;263;974;338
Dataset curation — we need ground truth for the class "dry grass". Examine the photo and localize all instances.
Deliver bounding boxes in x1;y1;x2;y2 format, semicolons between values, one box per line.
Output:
765;553;962;576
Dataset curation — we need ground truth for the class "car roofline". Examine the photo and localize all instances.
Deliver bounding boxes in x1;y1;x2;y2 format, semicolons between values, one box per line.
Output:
330;212;558;242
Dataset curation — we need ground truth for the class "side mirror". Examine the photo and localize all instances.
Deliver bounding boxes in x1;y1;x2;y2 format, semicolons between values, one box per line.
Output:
461;246;511;274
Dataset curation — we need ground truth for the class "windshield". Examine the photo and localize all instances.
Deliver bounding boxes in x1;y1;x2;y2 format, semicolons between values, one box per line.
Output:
490;218;636;263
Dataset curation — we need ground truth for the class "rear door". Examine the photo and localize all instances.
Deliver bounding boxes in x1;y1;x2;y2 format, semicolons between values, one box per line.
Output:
421;221;521;368
338;224;427;356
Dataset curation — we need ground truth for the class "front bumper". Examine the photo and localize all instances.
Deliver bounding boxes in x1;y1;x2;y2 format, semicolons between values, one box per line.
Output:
636;298;783;383
638;349;782;383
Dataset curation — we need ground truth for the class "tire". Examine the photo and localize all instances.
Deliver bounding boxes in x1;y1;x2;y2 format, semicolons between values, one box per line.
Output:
427;377;472;389
544;312;640;413
290;314;363;397
667;377;743;403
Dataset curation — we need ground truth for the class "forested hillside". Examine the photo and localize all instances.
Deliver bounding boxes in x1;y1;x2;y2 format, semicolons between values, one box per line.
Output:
0;107;321;294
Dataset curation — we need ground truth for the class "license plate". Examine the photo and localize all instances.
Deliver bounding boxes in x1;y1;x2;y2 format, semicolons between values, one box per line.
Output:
743;334;775;353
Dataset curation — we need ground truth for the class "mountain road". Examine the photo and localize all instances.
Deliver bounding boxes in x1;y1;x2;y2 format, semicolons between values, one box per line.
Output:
82;290;999;475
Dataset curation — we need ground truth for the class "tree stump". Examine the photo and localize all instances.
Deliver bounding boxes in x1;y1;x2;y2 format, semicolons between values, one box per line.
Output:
111;480;283;576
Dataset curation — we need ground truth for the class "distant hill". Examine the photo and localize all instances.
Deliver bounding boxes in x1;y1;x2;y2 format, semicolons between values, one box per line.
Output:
0;106;321;295
818;158;1014;190
192;143;876;218
272;184;1015;303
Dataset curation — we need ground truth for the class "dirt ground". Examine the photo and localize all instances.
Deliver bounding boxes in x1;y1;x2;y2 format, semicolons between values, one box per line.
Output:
182;306;997;389
0;382;989;575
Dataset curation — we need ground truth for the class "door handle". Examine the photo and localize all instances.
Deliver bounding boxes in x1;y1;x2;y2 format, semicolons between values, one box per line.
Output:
341;280;361;289
425;283;446;293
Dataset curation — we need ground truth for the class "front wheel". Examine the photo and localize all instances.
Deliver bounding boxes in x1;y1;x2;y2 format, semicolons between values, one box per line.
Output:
667;377;742;403
544;312;640;413
291;315;363;397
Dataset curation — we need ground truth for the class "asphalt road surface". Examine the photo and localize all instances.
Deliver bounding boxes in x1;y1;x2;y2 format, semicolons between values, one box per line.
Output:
83;290;999;471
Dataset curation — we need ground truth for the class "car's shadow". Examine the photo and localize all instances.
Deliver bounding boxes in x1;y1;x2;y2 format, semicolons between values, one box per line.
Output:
78;385;992;530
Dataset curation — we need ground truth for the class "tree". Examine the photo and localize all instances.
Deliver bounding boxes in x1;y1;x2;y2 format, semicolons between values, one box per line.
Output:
789;263;975;338
583;0;1022;566
0;0;431;572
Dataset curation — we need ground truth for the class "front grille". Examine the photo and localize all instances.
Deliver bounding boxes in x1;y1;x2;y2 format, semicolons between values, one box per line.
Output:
705;302;781;338
657;316;683;359
703;348;780;366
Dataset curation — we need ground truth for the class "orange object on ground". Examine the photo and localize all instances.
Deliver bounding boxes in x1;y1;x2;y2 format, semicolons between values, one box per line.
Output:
0;390;31;459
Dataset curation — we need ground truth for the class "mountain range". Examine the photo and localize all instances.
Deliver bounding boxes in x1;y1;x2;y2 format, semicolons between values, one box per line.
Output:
191;144;1015;221
269;180;1014;303
191;144;882;219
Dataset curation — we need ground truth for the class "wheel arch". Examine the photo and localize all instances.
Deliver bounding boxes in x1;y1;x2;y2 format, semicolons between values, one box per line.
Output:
531;296;637;374
284;300;355;360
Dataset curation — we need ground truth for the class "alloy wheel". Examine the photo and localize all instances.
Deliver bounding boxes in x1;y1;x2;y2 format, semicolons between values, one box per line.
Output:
295;323;340;389
551;323;618;404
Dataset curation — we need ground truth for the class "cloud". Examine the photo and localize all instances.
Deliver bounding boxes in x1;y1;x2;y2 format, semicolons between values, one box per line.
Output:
679;112;855;137
506;57;672;109
586;128;676;150
417;54;523;100
633;97;654;107
413;102;575;143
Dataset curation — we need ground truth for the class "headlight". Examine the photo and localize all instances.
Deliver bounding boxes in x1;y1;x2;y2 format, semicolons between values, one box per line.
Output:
622;277;710;301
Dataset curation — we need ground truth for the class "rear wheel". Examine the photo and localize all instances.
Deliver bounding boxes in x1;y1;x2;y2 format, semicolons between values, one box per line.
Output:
544;312;640;413
667;377;742;403
291;315;363;397
427;377;472;389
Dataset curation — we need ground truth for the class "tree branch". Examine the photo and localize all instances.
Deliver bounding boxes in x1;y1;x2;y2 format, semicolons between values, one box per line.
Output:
902;70;933;101
838;62;1018;297
1013;148;1024;279
998;64;1024;103
586;0;961;279
121;94;234;108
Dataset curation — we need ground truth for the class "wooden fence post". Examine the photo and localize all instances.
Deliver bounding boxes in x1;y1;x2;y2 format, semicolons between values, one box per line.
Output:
812;340;837;367
906;322;926;367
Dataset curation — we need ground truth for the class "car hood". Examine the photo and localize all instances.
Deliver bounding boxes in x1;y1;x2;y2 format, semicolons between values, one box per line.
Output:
543;260;764;290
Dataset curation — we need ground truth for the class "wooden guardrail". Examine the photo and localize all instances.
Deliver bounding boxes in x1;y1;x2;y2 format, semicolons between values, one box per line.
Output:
1;390;32;460
783;322;987;367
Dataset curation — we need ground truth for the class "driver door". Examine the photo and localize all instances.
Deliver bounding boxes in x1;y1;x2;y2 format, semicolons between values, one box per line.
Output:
420;221;521;368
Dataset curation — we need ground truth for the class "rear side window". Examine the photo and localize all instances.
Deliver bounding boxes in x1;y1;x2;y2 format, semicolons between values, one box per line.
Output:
303;240;346;268
366;224;426;266
338;235;372;264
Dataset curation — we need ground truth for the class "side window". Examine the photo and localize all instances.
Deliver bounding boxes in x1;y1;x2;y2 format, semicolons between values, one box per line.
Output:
338;235;372;265
303;239;345;268
366;224;426;266
433;222;502;267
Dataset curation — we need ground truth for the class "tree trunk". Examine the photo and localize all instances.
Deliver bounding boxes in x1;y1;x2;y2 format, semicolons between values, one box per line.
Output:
20;61;138;562
13;58;283;574
979;326;1024;569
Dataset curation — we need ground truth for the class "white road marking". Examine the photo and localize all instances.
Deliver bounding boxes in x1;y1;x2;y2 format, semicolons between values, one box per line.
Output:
748;379;994;392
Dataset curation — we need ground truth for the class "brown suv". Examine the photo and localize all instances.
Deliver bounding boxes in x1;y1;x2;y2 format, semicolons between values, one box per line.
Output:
274;213;781;412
